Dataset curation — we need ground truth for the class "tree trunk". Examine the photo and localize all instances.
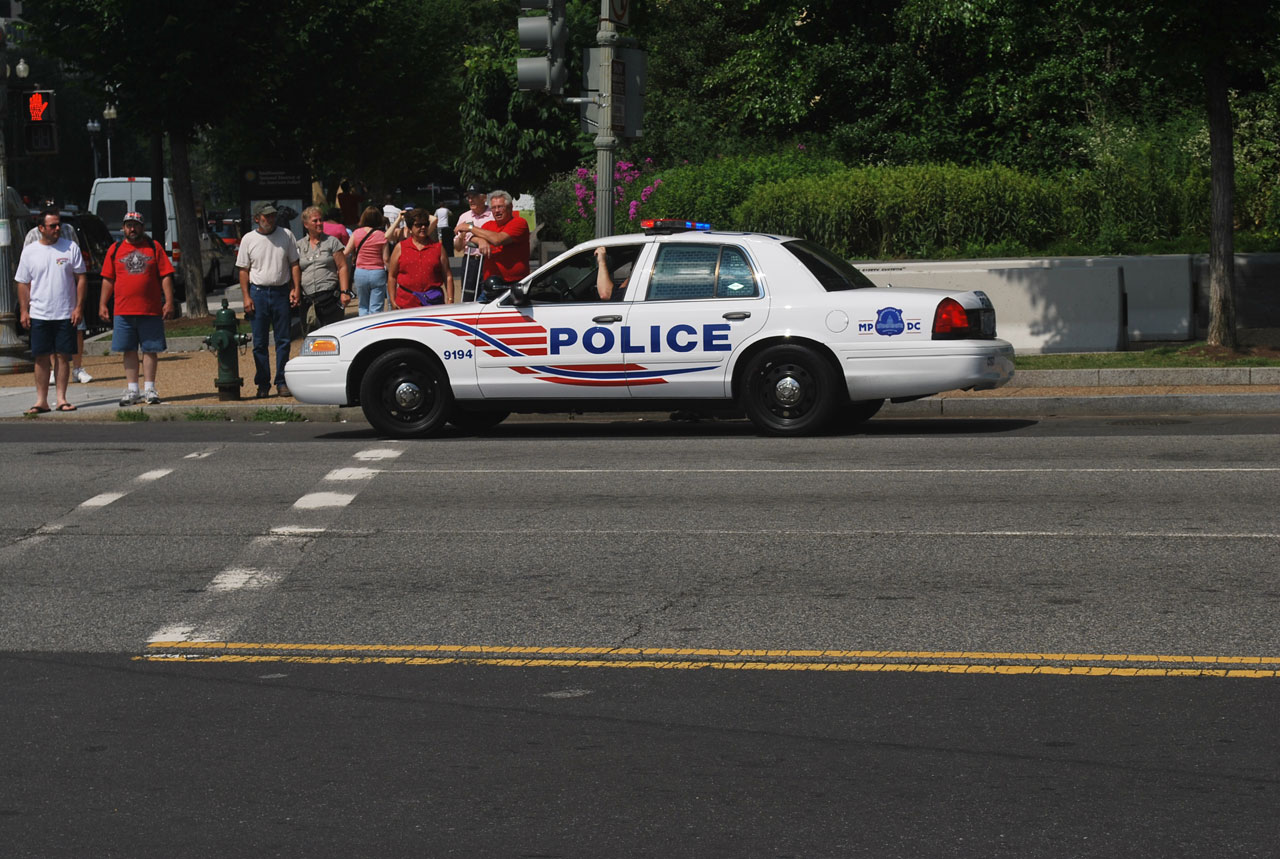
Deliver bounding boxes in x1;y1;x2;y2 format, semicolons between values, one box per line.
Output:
169;131;208;317
1205;58;1236;349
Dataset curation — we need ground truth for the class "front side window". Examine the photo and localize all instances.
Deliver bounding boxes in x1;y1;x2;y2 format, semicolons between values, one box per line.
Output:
524;244;644;303
646;244;759;301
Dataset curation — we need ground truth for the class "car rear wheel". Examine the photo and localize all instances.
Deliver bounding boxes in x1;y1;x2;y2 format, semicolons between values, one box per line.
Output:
449;409;510;433
739;345;838;436
359;348;453;438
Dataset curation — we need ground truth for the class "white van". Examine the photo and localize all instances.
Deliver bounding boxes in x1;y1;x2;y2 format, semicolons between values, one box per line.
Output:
88;176;232;296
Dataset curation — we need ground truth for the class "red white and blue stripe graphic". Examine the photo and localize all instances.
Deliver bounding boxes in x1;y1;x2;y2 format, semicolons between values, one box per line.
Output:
350;312;716;387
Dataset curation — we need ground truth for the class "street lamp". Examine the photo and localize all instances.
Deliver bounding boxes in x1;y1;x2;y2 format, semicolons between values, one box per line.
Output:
102;103;116;177
86;118;101;179
0;32;34;373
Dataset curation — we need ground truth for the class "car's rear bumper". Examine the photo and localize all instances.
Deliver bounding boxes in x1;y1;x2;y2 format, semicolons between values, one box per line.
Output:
838;340;1015;400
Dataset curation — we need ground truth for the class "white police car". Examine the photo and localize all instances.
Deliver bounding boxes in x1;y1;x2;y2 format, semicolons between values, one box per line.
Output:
284;220;1014;437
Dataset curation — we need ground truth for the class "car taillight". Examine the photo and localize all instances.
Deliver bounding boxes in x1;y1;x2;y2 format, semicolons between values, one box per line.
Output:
932;297;971;338
172;241;181;261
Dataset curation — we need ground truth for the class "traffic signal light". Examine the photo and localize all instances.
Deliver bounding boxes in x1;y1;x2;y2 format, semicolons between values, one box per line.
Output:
516;0;567;94
23;89;58;155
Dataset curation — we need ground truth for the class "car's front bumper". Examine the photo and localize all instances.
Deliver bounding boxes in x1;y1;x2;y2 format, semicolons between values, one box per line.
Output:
283;357;350;405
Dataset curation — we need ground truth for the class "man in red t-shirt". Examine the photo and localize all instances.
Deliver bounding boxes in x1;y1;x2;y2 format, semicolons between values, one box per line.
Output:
454;190;530;288
99;211;176;406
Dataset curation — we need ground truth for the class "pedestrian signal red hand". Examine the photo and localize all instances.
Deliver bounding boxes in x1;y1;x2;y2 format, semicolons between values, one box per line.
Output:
28;92;49;121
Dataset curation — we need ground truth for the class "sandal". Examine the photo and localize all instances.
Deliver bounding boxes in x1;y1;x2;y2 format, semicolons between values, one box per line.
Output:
23;405;51;415
55;403;77;412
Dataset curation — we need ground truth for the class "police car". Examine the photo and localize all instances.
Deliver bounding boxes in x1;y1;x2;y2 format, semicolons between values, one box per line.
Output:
284;220;1014;437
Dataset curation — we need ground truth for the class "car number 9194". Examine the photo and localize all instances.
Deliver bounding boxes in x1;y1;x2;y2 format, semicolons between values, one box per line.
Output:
443;349;474;361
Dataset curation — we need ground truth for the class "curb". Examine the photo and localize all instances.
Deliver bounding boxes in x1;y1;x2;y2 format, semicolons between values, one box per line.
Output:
1010;368;1280;386
10;393;1280;424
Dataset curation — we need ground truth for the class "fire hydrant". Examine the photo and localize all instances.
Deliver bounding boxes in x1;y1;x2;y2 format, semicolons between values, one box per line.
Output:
203;298;250;401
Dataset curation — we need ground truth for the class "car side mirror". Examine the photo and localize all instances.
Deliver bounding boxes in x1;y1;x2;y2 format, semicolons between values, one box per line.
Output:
508;283;531;307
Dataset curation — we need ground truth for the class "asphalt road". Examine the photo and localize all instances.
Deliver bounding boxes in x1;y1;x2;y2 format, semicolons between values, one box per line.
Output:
3;416;1279;857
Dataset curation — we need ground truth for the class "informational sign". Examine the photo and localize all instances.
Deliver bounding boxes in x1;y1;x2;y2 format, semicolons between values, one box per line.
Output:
239;164;310;239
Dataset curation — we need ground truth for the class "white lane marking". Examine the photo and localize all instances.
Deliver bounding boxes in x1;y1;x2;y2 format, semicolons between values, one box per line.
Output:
81;492;127;508
325;467;380;481
313;527;1280;541
270;525;327;536
208;568;285;592
293;492;357;509
389;467;1280;475
136;469;173;482
185;449;217;460
354;448;403;461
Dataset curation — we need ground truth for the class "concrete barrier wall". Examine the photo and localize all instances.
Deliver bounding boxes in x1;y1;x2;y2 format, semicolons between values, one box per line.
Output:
1191;253;1280;344
855;262;1126;353
855;255;1197;353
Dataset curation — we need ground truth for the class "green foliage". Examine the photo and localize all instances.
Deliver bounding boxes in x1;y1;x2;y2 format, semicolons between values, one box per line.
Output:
640;151;845;227
1016;344;1280;369
115;409;149;422
184;408;231;422
252;407;306;422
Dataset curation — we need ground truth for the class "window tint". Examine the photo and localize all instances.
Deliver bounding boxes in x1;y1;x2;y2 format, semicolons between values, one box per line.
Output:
647;244;759;301
95;200;127;232
783;239;878;291
717;247;758;297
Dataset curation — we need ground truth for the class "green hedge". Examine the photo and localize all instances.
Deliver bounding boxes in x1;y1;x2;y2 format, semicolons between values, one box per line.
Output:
539;152;1278;257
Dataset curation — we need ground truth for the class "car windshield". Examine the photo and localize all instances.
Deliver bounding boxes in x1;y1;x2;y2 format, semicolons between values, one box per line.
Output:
783;239;878;291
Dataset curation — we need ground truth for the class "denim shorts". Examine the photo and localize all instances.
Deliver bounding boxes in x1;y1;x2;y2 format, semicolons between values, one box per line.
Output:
111;315;167;353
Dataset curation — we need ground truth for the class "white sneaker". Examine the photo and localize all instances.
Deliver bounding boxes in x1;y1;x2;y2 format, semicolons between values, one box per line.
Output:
143;389;161;404
119;389;142;407
74;367;93;384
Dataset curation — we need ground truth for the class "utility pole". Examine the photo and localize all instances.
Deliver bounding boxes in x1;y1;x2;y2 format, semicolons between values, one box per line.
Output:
593;16;618;238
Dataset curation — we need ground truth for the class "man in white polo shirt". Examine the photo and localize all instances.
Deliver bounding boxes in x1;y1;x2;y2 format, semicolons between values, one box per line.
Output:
237;202;301;398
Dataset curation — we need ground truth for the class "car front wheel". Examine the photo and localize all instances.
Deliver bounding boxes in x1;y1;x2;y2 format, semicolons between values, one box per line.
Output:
739;345;838;436
359;348;453;438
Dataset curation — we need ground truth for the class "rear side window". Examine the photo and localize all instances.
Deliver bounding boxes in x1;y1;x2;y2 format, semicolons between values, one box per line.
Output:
646;244;759;301
95;200;127;233
784;239;877;291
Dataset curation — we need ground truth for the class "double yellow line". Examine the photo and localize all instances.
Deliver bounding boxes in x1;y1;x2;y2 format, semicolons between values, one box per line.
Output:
138;642;1280;678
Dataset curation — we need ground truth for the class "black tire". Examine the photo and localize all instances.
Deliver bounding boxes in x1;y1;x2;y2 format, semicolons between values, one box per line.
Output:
359;348;453;438
449;409;510;433
832;398;885;431
739;345;839;436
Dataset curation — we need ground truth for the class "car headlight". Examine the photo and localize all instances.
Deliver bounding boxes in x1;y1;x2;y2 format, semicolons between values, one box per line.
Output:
301;336;340;356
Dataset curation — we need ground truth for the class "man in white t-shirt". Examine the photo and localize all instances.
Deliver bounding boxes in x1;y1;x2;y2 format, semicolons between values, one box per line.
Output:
24;218;94;384
237;202;301;398
16;208;87;414
381;194;401;229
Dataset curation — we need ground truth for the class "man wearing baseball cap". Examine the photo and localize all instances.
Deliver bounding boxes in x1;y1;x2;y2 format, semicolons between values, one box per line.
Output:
99;212;176;405
236;202;301;398
452;183;489;301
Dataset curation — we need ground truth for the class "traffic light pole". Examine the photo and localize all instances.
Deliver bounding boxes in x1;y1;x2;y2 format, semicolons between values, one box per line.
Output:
0;23;33;374
593;18;618;239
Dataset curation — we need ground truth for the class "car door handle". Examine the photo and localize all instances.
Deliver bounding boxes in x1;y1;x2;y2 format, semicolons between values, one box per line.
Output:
592;314;623;323
722;311;751;320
